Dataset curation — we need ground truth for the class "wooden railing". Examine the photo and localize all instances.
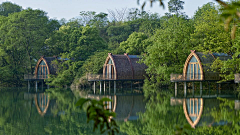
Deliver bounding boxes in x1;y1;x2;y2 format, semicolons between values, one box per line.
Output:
24;74;48;80
170;73;220;82
87;74;116;81
235;74;240;83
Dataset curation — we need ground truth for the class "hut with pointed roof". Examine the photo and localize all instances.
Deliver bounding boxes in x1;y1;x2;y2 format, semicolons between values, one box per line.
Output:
24;56;68;89
80;93;146;121
102;53;147;80
34;56;59;79
24;56;59;81
170;50;234;97
171;50;232;82
87;53;147;94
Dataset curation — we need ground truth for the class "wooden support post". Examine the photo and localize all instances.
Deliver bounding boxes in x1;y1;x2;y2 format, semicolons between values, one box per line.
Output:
208;81;210;96
104;81;106;94
100;81;102;94
138;82;140;91
109;81;111;94
121;81;123;93
94;81;96;94
175;82;177;97
192;82;194;97
42;81;43;91
219;84;221;94
35;81;38;92
200;82;202;96
131;81;133;93
114;81;116;94
184;82;187;97
216;83;219;96
47;85;49;89
28;80;30;91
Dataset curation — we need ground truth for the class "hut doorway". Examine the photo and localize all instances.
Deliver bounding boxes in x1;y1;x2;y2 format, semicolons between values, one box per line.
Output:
37;60;48;79
186;56;201;80
105;59;115;79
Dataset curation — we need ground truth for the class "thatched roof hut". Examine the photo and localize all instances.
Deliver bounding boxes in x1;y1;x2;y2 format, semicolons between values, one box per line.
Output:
34;56;62;79
171;50;232;82
24;93;54;116
183;98;224;128
84;94;146;121
103;53;147;80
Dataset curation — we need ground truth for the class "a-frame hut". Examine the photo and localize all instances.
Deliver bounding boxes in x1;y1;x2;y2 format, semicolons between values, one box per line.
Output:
34;56;59;79
170;50;233;97
171;50;232;82
103;53;147;80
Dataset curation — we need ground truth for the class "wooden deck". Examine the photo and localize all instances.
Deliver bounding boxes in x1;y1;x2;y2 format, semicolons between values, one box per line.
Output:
24;74;47;81
87;74;144;81
170;73;220;82
234;74;240;83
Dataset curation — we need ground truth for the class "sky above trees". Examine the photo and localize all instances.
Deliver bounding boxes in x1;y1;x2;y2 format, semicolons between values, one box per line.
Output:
4;0;216;20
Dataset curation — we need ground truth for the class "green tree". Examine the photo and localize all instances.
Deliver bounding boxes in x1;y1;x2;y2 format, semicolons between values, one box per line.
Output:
142;15;194;85
168;0;185;16
190;2;232;53
0;2;22;16
0;8;59;86
120;32;151;55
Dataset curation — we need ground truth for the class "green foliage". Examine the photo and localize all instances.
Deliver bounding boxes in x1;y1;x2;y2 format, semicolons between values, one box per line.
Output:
0;8;59;86
138;90;188;135
75;98;119;135
0;2;22;16
191;3;231;53
168;0;185;16
175;124;193;135
193;98;238;135
142;16;194;84
120;32;150;55
107;24;133;49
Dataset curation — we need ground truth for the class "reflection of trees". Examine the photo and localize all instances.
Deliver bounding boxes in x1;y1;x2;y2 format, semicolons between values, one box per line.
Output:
193;98;238;134
120;90;188;135
0;88;100;134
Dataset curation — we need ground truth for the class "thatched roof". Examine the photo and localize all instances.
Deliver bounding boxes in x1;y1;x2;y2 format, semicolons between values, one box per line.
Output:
183;50;232;81
34;56;61;75
103;53;147;80
183;98;223;128
85;94;146;121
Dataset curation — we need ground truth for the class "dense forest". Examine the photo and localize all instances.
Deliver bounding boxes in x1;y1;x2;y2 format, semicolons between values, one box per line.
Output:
0;0;239;90
1;1;240;134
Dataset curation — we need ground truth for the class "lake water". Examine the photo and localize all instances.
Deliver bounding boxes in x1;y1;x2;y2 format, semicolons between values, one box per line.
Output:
0;87;238;135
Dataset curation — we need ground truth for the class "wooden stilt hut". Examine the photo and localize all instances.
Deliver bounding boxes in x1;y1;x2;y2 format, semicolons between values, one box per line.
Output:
170;50;234;98
102;53;147;80
87;53;147;94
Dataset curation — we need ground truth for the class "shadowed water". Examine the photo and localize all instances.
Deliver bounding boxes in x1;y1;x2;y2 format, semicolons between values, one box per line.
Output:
0;87;238;135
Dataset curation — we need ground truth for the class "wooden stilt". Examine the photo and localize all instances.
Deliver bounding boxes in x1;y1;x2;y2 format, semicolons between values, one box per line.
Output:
208;81;210;96
184;82;187;97
219;84;221;94
42;81;43;91
114;81;116;94
100;81;102;94
35;81;38;92
131;81;133;93
192;82;194;97
28;80;30;91
94;81;96;94
109;81;111;94
104;81;106;94
175;82;177;97
200;82;202;96
121;81;123;93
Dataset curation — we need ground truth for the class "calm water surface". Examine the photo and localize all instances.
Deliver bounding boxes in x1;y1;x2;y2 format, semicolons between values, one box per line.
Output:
0;87;238;135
